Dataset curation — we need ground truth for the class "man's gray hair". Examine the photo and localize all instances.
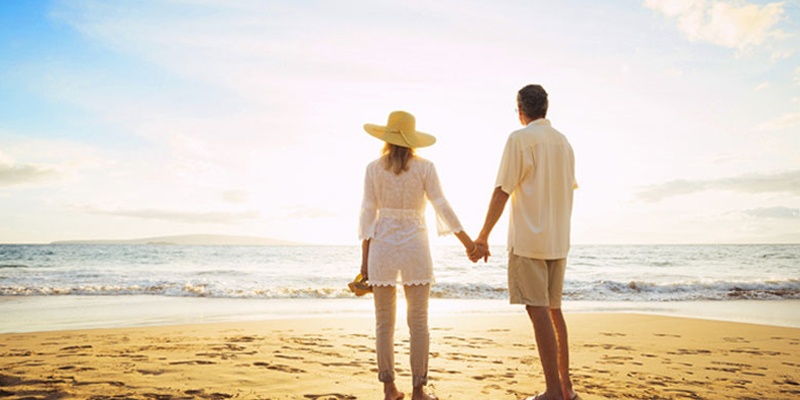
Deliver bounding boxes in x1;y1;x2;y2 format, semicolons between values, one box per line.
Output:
517;84;548;119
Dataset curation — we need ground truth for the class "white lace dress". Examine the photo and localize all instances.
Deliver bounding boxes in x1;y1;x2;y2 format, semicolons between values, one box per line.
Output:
359;157;463;287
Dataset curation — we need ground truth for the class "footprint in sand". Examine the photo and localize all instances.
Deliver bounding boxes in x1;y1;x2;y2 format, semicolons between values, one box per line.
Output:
471;372;515;381
600;332;626;337
342;344;373;353
782;361;800;368
253;361;306;373
226;335;258;343
59;345;93;352
664;388;700;397
730;348;785;356
184;389;233;399
319;361;369;368
303;394;356;400
275;354;305;360
58;365;95;372
723;336;750;343
445;352;489;362
4;350;33;357
667;348;711;356
598;355;634;365
137;369;165;376
169;360;216;365
429;368;460;375
775;376;800;393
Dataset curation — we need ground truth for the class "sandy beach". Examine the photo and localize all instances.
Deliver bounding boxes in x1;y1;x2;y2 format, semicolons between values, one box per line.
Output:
1;313;798;399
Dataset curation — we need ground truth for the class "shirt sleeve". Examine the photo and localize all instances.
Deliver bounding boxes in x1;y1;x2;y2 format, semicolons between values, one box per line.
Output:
358;164;378;240
424;162;464;236
495;134;525;195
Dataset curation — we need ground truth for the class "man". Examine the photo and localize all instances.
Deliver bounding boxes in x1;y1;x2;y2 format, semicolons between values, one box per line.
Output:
470;84;578;400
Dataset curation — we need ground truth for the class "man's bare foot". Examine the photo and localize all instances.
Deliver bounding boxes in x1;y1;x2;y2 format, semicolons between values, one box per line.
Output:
384;391;404;400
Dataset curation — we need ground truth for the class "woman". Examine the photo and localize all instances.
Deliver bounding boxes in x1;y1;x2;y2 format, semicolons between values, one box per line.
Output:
359;111;476;400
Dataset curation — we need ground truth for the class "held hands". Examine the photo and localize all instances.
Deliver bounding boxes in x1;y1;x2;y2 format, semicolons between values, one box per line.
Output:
467;237;490;263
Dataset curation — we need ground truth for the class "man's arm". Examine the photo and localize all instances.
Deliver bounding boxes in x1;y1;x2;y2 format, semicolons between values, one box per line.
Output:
473;187;510;262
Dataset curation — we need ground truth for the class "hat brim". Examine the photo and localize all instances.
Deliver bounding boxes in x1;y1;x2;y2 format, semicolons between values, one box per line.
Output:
364;124;436;148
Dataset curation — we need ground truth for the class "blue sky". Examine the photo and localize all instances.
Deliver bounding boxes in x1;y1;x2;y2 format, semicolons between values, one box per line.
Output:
1;0;799;244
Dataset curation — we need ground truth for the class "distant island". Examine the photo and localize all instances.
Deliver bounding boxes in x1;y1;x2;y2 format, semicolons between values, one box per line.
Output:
51;234;309;246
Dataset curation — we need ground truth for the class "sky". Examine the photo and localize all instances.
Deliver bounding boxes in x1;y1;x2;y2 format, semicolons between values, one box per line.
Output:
0;0;799;245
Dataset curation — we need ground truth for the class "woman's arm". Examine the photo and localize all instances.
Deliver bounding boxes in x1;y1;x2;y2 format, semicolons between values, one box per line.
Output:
360;239;370;279
454;231;476;254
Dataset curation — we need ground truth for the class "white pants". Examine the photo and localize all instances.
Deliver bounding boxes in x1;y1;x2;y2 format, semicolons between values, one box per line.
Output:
373;284;430;387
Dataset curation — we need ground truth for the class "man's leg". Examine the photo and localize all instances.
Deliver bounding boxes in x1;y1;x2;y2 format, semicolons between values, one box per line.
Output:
551;308;574;399
510;254;564;399
526;305;563;400
545;258;572;400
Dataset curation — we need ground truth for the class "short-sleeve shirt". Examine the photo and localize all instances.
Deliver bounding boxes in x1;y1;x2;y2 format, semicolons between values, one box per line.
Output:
359;157;463;286
495;118;576;260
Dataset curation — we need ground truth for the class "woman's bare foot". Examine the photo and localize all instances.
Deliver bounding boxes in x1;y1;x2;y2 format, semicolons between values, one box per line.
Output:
411;386;437;400
383;382;404;400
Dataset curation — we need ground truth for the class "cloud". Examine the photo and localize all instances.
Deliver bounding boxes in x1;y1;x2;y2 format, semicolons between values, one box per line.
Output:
754;82;770;91
220;190;251;204
0;161;61;188
286;205;337;219
756;112;800;131
636;169;800;202
82;206;260;224
743;206;800;219
644;0;786;52
635;179;706;202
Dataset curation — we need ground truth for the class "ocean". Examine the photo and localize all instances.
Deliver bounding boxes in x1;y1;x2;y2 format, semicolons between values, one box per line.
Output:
1;244;799;332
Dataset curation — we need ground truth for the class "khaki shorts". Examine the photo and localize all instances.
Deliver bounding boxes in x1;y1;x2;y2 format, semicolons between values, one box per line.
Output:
508;253;566;308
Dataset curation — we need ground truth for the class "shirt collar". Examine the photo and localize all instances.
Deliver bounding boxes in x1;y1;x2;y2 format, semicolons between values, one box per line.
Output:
526;118;551;127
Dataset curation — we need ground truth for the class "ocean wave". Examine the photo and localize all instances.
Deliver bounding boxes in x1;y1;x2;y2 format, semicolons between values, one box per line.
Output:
2;279;799;301
431;282;508;299
0;284;356;299
0;264;28;269
567;279;800;301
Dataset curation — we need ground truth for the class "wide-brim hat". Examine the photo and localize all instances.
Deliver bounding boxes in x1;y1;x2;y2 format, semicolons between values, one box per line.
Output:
347;273;372;296
364;111;436;148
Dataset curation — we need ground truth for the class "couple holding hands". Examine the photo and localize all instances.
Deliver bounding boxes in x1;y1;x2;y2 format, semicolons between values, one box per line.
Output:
357;84;579;400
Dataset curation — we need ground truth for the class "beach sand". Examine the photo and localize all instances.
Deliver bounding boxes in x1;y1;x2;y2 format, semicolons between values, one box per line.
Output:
1;313;798;399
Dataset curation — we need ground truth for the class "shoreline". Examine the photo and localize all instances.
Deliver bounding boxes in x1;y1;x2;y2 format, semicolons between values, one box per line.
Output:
1;313;798;399
1;296;799;334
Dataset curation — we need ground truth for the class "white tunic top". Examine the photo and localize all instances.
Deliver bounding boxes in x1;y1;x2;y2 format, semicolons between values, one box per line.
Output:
495;118;577;260
359;157;463;286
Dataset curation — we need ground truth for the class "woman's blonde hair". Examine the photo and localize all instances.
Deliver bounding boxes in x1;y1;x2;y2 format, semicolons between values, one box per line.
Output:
381;142;415;174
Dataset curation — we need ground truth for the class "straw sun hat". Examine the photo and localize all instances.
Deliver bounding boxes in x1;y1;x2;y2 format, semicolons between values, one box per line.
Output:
364;111;436;148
